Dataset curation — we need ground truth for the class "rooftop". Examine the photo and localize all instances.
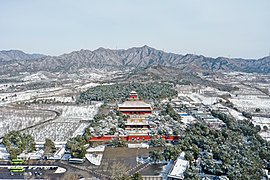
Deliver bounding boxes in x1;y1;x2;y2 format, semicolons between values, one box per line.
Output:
168;152;189;179
118;100;151;108
130;90;137;94
125;122;149;126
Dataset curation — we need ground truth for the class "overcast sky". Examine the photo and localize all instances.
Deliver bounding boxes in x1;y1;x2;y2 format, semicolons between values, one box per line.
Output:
0;0;269;58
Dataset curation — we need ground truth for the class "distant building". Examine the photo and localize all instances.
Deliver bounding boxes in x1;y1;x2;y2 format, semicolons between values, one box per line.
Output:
17;149;44;160
129;90;138;99
140;163;172;180
118;91;152;115
176;85;201;94
46;147;65;160
118;91;152;135
168;152;189;180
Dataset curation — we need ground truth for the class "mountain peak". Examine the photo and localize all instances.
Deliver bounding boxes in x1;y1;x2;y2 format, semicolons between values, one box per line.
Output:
95;47;107;51
0;50;46;61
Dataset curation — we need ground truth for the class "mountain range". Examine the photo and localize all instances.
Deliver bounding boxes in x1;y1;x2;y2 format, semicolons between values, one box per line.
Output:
0;46;270;75
0;50;45;61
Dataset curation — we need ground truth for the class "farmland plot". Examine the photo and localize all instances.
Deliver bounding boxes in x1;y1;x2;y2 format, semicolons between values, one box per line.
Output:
25;102;102;141
0;107;56;137
187;93;221;105
25;121;81;141
229;96;270;113
30;102;102;120
252;117;270;128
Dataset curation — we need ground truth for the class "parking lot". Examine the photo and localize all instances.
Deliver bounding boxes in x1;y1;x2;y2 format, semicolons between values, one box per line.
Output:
0;169;23;179
0;166;64;179
85;147;163;176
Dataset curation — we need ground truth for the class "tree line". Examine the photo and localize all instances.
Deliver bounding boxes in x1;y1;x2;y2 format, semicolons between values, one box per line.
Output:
77;82;178;103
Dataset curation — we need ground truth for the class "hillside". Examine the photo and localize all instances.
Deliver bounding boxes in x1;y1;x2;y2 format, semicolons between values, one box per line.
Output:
0;50;45;61
118;65;239;92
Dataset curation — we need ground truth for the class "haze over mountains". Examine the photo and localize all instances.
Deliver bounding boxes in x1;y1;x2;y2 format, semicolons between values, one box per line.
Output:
0;46;270;75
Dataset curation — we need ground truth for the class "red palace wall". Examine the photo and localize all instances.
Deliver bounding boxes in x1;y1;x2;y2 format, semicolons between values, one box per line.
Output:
122;111;152;115
129;95;138;99
89;135;180;142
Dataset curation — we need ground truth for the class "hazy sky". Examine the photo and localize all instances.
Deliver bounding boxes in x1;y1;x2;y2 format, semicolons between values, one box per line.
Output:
0;0;269;58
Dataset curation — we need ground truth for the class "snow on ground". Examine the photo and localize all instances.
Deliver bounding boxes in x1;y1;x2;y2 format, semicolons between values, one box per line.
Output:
56;103;102;119
31;102;102;120
229;96;270;112
85;153;103;166
252;117;270;129
0;87;70;106
76;82;100;91
186;93;220;105
55;167;67;174
259;131;270;141
253;116;270;124
35;96;75;103
0;143;9;160
25;102;102;141
22;72;49;81
72;123;90;137
25;122;81;142
233;84;264;95
227;108;245;121
0;108;56;137
86;145;105;153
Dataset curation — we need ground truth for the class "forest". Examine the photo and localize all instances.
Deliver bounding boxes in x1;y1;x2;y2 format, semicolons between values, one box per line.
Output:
77;82;177;103
149;111;270;179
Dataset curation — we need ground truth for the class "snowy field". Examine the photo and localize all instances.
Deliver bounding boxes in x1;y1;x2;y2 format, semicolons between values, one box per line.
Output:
30;102;102;120
24;103;102;141
233;85;264;95
252;116;270;129
259;131;270;141
34;96;76;103
229;96;270;112
0;107;56;137
0;70;119;142
0;143;10;160
75;82;100;91
227;108;245;121
186;93;222;105
24;122;82;141
0;87;73;106
0;81;103;141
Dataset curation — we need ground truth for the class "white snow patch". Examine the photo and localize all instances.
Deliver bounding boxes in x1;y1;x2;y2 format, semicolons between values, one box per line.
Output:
85;153;103;166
